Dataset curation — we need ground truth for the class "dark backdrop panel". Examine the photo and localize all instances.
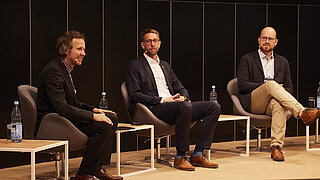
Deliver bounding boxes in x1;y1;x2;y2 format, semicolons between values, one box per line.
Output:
106;0;137;151
139;0;170;62
268;5;299;137
0;0;30;169
0;0;29;137
204;4;235;142
31;0;67;87
204;3;234;113
299;6;320;135
172;2;203;101
236;4;266;69
69;0;102;106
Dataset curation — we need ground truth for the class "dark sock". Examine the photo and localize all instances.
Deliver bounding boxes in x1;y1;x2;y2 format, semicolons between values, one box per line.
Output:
176;150;186;159
192;147;204;157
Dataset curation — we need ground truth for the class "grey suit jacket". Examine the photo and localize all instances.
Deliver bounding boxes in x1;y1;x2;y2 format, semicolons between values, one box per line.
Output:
125;56;189;114
237;50;293;109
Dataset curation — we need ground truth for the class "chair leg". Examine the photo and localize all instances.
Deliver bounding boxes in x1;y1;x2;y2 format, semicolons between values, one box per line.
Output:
36;152;64;180
255;129;271;152
236;128;271;152
154;138;173;167
166;135;170;155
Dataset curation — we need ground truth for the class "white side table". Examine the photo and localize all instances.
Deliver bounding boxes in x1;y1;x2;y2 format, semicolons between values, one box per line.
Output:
207;115;250;160
116;123;156;177
0;139;68;180
306;118;320;151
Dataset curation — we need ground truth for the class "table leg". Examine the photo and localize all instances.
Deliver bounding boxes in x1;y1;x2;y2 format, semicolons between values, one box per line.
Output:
31;151;35;180
151;126;154;169
246;117;250;156
64;141;69;180
316;118;319;143
117;131;121;176
306;125;310;151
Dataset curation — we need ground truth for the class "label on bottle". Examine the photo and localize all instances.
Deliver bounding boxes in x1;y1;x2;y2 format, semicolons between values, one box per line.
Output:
317;96;320;109
15;124;22;140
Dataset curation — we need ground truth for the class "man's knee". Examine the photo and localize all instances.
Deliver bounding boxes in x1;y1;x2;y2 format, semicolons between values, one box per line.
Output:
209;101;221;114
270;99;286;112
179;101;193;112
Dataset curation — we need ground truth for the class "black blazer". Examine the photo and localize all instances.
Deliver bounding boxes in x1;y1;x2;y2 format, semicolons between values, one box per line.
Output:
237;51;293;109
36;57;94;133
125;56;189;114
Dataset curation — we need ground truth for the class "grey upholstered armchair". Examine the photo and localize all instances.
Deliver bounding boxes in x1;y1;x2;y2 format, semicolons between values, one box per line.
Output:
17;85;88;178
121;82;176;166
227;78;292;151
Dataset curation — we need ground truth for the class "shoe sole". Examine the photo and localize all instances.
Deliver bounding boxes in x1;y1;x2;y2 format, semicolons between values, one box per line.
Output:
271;154;285;161
190;162;219;168
174;165;195;171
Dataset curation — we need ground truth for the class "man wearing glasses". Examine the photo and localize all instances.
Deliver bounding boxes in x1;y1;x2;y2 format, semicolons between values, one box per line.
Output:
125;28;221;171
237;27;320;161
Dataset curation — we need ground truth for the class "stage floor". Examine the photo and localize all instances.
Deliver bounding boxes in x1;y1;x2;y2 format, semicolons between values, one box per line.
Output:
0;135;320;180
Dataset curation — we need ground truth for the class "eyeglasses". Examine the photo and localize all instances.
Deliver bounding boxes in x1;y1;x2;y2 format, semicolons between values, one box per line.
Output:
260;36;276;42
143;39;160;44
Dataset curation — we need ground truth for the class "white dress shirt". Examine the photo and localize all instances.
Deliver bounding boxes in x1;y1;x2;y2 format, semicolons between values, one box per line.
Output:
144;53;172;103
258;49;274;81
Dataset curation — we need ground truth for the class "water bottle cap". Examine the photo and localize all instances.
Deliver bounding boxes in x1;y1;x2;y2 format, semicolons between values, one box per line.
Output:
14;101;19;105
212;85;215;89
102;92;106;96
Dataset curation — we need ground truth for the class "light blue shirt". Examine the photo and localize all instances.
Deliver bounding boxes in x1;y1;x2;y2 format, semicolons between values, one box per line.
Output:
258;49;274;81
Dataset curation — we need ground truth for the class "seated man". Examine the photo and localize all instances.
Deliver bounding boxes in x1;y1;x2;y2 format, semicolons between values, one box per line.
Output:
237;26;320;161
125;28;221;171
36;30;123;180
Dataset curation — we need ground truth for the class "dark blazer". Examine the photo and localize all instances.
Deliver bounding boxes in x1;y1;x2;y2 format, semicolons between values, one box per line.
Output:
237;50;293;109
36;57;94;133
125;56;189;114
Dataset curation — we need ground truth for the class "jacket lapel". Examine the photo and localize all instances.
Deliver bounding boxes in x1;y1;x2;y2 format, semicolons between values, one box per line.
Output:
141;56;158;92
274;53;279;78
254;51;264;75
159;61;173;92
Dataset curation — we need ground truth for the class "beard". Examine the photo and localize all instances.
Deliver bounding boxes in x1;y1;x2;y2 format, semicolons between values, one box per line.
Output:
145;48;159;57
260;44;274;52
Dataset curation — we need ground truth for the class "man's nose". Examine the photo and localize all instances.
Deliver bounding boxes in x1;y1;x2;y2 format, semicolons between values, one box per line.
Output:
81;50;86;56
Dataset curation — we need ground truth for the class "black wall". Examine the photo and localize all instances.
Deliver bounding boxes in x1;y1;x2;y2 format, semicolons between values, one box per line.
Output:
1;0;320;168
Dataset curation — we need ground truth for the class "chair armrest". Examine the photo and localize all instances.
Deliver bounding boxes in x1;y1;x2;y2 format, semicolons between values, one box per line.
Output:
36;113;88;151
231;95;251;116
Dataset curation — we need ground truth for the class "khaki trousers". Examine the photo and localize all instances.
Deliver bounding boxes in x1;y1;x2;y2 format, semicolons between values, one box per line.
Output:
248;81;304;148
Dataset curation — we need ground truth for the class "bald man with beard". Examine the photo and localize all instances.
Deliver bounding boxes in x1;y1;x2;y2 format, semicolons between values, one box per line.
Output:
237;27;320;161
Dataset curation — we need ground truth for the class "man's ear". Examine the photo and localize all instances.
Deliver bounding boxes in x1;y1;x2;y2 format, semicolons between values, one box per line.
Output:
141;41;145;50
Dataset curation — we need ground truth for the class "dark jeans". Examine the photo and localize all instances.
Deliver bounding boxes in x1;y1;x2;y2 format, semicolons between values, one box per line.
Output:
150;101;221;152
75;113;118;175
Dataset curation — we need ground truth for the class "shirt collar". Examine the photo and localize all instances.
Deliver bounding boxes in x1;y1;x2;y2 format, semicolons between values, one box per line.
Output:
144;53;160;65
258;48;274;60
60;58;73;74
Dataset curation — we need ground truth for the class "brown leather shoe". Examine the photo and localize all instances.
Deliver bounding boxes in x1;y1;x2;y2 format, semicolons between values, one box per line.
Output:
75;174;94;180
174;157;195;171
95;168;123;180
300;109;320;125
190;154;219;168
271;145;285;161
